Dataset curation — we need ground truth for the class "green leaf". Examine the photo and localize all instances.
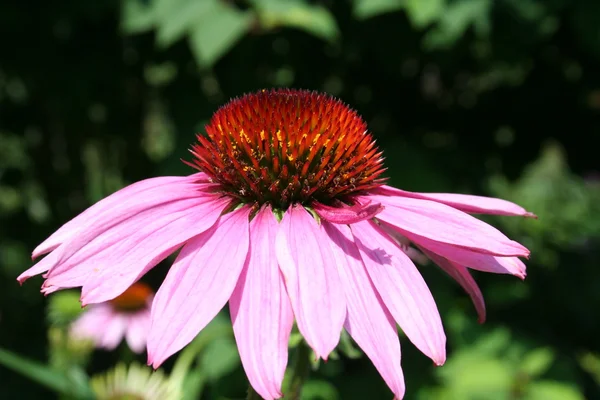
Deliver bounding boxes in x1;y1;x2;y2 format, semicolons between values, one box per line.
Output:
200;337;241;380
404;0;445;28
155;0;216;48
337;330;363;359
120;0;155;34
253;0;339;43
423;0;492;50
47;290;85;327
0;347;93;399
301;379;340;400
188;2;253;68
525;381;585;400
520;347;555;378
578;352;600;386
352;0;404;20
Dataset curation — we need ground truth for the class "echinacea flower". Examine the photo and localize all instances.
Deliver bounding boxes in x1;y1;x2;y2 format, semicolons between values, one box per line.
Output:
19;89;534;399
70;282;152;353
90;362;180;400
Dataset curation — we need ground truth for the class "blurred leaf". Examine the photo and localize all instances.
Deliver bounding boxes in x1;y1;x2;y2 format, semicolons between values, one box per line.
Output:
155;0;216;48
337;330;363;359
578;352;600;386
253;0;340;43
0;132;30;169
188;2;253;68
525;381;585;400
121;0;155;34
301;379;340;400
404;0;445;28
144;62;178;87
142;97;176;161
520;347;555;378
0;240;29;276
423;0;492;50
200;337;240;380
489;141;600;263
289;331;304;348
47;291;84;328
352;0;404;20
0;347;93;399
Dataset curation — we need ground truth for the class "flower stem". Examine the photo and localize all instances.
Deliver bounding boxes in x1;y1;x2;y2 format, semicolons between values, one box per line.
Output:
283;341;311;400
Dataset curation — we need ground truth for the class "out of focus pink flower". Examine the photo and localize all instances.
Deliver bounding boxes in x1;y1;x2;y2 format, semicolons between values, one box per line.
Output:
71;282;152;353
20;89;534;399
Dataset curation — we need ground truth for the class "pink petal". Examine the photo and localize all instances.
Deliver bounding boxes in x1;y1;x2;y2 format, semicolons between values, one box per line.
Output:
229;207;294;400
18;262;55;285
32;174;210;259
367;195;529;257
125;310;150;353
323;222;405;399
382;225;527;279
41;195;229;304
147;207;251;368
312;200;384;224
375;185;536;218
70;305;113;343
351;220;446;366
419;248;486;323
275;205;346;359
99;313;128;350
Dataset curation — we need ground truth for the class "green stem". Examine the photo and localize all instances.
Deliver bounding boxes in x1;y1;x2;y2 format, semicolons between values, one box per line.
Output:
283;341;311;400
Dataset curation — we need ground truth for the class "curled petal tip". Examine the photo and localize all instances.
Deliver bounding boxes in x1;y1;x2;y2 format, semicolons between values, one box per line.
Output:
313;200;384;224
525;212;538;219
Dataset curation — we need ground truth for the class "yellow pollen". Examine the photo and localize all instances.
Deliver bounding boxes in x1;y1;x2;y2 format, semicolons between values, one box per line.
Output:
260;130;265;140
276;129;283;142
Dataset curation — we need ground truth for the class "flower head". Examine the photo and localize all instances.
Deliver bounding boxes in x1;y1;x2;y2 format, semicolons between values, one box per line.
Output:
70;282;152;353
20;89;534;399
90;362;180;400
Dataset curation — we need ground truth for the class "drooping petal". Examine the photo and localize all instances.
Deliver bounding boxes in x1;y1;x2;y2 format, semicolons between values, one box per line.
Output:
99;314;128;350
39;196;229;304
323;222;405;399
381;223;527;279
312;200;384;224
368;195;529;257
125;311;150;353
70;305;114;344
32;173;211;259
147;207;251;368
375;185;536;218
351;220;446;366
229;206;294;400
275;205;346;359
419;248;486;323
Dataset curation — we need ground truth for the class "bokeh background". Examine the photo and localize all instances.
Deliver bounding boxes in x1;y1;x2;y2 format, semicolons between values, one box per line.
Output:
1;0;599;399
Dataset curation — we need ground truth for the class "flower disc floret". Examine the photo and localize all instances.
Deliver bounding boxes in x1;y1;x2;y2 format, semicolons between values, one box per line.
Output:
188;89;387;209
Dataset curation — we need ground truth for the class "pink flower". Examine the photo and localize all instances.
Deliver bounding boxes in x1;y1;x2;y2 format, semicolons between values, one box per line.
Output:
70;282;153;353
20;89;534;399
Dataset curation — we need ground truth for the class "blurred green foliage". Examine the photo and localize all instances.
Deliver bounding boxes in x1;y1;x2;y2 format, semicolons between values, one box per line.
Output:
0;0;599;399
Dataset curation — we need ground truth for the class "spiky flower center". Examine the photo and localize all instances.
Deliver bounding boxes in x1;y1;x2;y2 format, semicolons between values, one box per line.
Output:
188;89;386;209
109;282;152;313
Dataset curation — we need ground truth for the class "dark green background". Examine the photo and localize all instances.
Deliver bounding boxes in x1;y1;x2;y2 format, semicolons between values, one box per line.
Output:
1;0;599;399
